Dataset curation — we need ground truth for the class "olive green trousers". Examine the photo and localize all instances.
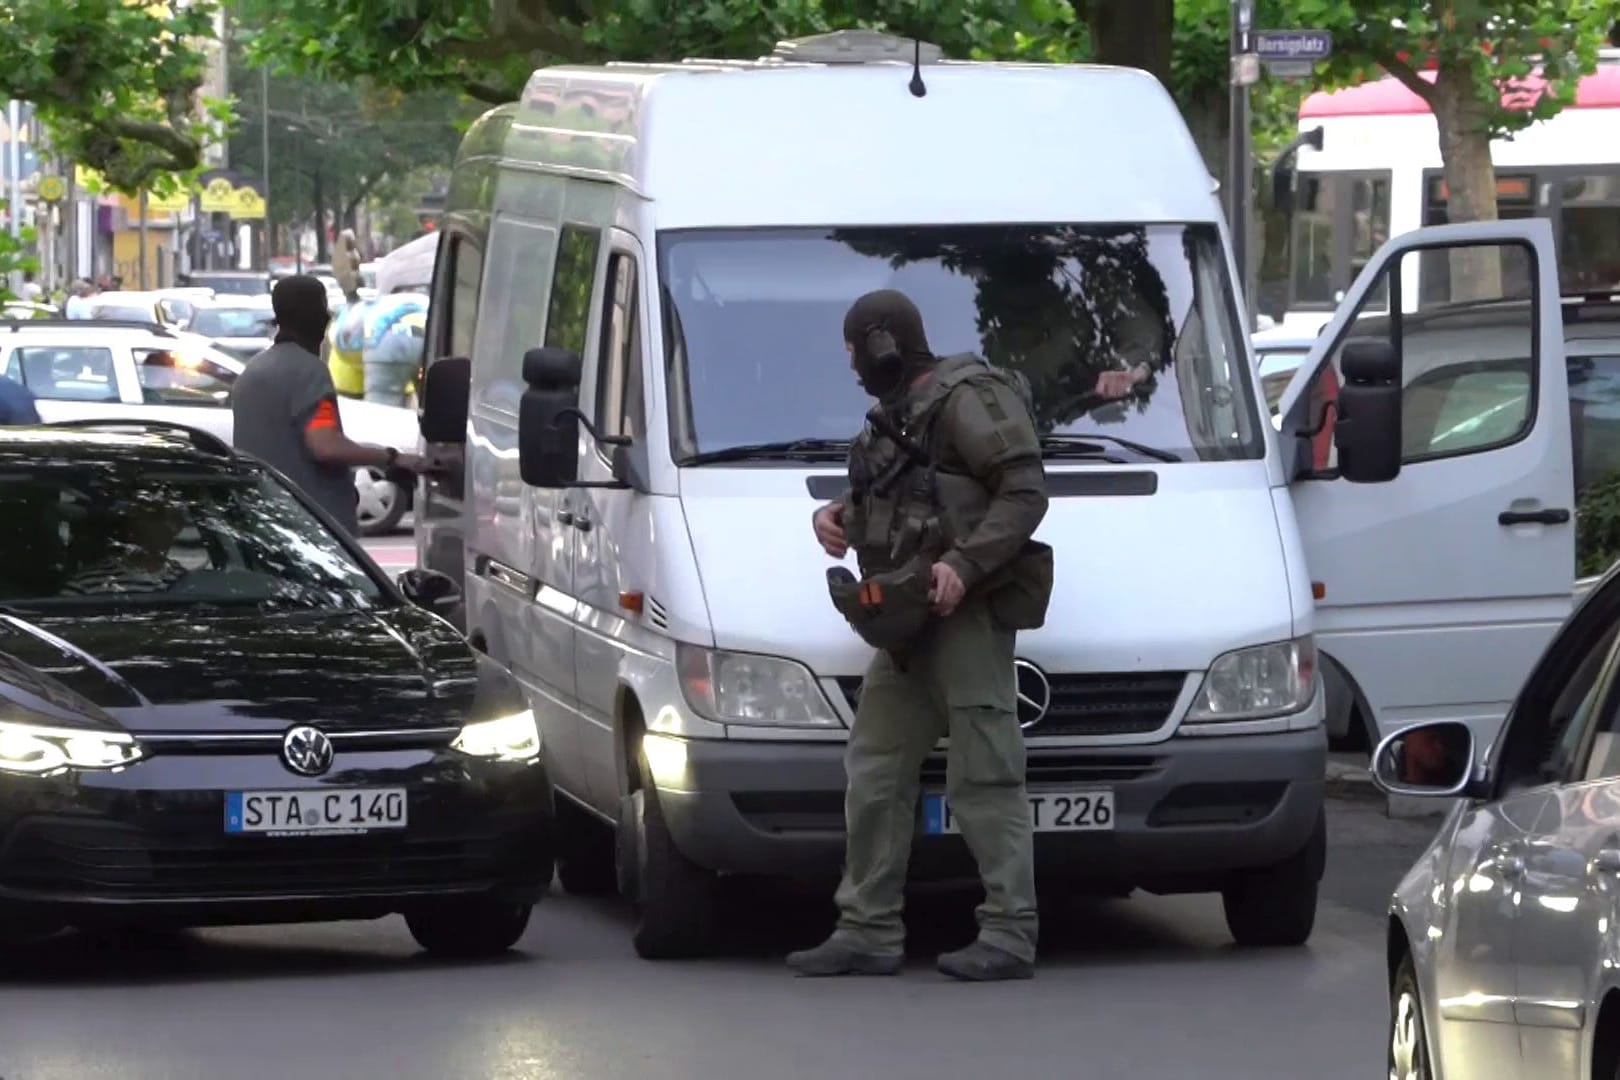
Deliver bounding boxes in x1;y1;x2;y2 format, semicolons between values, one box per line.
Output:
833;601;1037;962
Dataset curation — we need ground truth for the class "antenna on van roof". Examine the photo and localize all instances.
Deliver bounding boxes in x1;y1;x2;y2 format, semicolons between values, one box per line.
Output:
909;37;927;97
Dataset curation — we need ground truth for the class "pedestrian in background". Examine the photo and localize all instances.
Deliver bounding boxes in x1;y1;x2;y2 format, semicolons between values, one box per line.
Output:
232;275;427;537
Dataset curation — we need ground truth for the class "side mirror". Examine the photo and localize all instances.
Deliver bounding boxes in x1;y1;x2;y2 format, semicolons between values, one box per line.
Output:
1335;338;1402;484
1371;720;1476;798
420;356;470;444
397;568;462;618
518;347;584;488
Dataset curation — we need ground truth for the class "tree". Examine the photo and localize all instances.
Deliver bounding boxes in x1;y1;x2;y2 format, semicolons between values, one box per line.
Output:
226;25;473;260
235;0;1069;104
0;0;228;191
1304;2;1620;229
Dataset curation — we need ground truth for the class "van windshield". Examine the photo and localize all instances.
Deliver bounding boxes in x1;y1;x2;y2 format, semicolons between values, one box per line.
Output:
658;224;1263;463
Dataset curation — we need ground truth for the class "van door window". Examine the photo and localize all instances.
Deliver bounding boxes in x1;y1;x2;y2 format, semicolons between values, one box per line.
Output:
593;253;643;442
1304;242;1537;473
545;226;602;357
447;235;484;360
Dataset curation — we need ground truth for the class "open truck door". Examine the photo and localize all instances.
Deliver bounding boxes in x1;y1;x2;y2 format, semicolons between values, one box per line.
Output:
1277;218;1575;750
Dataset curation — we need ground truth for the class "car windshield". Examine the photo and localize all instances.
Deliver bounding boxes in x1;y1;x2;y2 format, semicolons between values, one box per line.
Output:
659;224;1263;462
191;276;266;297
190;307;275;338
0;464;385;613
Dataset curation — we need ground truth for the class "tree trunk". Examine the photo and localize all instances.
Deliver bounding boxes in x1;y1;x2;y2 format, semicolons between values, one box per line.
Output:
1079;0;1175;86
1430;62;1502;301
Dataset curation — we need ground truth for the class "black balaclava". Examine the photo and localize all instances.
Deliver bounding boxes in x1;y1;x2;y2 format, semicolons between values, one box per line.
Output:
271;275;332;354
843;289;934;401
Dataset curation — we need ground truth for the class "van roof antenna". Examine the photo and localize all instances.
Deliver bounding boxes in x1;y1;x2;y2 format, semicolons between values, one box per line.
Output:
908;37;928;97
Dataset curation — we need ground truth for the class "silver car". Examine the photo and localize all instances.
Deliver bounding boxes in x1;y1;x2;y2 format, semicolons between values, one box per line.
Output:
1374;562;1620;1079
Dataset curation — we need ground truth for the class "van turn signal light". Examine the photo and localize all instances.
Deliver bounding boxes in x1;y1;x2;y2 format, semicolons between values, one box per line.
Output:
619;591;644;614
1312;582;1326;600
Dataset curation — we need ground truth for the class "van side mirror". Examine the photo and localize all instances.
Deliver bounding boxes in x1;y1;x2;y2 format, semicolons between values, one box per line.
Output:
1371;721;1475;798
420;356;470;444
1335;339;1402;484
518;347;584;488
1271;164;1296;213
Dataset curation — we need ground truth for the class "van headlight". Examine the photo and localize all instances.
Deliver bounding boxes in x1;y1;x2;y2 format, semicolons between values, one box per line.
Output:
452;710;541;762
0;719;146;775
1186;637;1317;722
677;645;841;728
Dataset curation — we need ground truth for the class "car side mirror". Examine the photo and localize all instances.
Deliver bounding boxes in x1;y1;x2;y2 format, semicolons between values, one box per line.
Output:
397;568;461;618
518;347;585;488
1335;338;1402;484
420;355;470;444
1371;721;1475;798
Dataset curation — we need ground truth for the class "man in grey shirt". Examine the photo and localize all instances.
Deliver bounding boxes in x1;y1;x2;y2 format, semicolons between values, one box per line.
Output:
233;276;424;536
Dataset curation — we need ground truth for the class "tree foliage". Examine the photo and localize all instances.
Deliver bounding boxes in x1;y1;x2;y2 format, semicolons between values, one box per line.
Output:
1301;0;1620;225
226;27;472;246
0;0;228;192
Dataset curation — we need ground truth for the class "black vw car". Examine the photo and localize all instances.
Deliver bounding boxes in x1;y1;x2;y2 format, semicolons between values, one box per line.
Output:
0;422;554;955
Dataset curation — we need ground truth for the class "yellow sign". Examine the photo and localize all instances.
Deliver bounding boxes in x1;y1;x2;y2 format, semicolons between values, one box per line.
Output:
145;188;191;214
36;176;65;202
199;177;237;213
227;185;266;220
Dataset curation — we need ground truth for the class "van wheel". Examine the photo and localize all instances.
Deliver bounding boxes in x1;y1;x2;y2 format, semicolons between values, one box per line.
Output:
1222;809;1325;948
555;798;618;896
619;753;721;960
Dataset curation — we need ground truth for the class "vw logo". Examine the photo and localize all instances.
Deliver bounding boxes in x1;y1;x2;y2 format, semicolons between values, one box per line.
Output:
281;725;334;777
1013;659;1052;730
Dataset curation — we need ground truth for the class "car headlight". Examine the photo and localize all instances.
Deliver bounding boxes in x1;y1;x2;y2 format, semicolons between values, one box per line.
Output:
0;719;146;775
1186;637;1317;722
677;645;841;728
451;709;541;762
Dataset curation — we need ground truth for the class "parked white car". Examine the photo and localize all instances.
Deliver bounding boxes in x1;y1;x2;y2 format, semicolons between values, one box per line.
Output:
0;321;419;535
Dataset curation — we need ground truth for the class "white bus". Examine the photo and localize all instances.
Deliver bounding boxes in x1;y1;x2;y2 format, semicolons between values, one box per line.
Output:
1278;51;1620;332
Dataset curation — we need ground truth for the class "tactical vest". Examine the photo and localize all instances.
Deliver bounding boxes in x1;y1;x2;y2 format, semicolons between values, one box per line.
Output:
844;354;1035;576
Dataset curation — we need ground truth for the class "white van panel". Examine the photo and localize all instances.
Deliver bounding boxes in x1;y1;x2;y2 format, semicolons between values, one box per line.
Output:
678;461;1295;677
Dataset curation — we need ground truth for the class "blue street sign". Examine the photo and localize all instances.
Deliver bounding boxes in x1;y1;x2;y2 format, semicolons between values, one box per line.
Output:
1255;30;1334;62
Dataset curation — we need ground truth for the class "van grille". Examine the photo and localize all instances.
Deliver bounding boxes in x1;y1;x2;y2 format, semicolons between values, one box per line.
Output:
835;671;1185;738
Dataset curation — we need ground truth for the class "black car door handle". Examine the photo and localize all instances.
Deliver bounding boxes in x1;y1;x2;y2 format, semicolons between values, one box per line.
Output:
1499;508;1571;526
556;510;574;526
573;514;593;533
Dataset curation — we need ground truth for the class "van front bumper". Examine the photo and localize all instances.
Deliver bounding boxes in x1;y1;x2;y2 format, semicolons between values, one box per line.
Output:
649;723;1326;891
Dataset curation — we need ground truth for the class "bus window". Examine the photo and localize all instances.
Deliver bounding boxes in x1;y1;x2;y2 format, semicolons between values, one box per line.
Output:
1288;172;1391;311
1420;173;1537;306
1558;173;1620;294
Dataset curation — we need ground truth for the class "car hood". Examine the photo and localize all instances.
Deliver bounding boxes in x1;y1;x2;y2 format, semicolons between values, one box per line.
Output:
677;462;1299;678
0;605;488;735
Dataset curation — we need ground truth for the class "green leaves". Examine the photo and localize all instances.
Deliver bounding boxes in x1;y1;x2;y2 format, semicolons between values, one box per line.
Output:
0;0;227;192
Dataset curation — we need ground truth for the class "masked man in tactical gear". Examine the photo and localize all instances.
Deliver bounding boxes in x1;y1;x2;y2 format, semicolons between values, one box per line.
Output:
788;289;1051;982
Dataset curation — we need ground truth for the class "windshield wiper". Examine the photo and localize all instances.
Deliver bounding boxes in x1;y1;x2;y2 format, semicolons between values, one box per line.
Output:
1041;434;1181;464
681;438;849;466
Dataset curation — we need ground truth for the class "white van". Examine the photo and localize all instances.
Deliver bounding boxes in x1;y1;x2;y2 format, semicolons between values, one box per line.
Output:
412;33;1572;959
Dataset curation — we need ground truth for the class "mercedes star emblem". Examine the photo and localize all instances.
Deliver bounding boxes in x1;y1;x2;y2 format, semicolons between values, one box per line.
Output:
281;725;335;777
1013;660;1052;729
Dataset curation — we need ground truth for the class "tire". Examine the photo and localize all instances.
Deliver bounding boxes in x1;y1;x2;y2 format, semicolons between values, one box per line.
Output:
619;752;722;960
1222;808;1325;947
405;899;532;958
555;797;618;896
354;466;408;536
1388;954;1433;1080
